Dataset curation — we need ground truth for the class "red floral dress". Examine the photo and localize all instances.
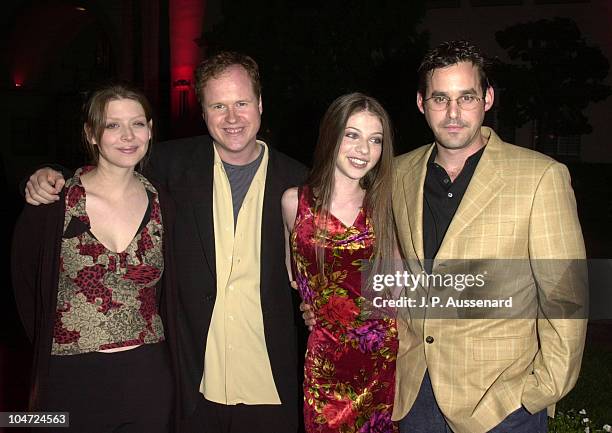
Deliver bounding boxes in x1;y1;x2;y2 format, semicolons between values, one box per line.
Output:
291;186;398;433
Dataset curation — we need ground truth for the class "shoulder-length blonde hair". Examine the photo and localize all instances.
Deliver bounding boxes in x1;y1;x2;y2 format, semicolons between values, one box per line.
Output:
307;92;396;279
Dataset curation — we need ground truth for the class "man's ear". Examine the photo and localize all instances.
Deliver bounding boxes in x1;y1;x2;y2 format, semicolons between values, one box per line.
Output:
416;92;425;114
258;95;263;115
484;86;495;112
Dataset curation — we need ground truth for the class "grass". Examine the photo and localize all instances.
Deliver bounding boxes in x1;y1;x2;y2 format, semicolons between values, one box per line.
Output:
549;344;612;432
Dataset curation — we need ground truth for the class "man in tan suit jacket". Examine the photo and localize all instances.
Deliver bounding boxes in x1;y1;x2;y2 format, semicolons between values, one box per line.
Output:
392;41;587;433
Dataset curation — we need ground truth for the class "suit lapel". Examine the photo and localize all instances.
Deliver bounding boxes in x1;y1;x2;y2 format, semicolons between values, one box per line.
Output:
401;145;433;267
191;144;217;280
259;149;280;300
436;135;506;259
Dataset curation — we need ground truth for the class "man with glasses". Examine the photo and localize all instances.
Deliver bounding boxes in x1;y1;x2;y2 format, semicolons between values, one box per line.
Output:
391;40;587;433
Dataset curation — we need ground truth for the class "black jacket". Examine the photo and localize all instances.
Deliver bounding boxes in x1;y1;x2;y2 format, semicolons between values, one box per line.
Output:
11;179;177;413
147;136;307;431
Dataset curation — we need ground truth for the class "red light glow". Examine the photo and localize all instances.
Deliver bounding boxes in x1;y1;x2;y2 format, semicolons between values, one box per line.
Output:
169;0;205;119
10;4;93;87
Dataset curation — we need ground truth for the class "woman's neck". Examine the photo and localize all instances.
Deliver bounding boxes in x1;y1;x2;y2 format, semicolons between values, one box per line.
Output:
80;164;138;198
331;175;365;206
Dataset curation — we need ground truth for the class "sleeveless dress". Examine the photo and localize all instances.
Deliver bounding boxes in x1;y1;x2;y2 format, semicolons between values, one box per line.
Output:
291;186;398;433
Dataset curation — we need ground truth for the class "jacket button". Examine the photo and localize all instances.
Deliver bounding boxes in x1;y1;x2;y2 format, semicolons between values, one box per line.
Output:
425;336;434;344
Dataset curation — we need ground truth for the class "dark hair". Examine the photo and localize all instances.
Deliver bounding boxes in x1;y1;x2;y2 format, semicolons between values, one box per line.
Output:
418;40;490;96
307;92;396;279
194;51;261;107
82;82;153;168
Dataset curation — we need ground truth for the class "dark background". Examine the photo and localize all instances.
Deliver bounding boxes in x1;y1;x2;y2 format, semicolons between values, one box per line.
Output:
1;0;611;420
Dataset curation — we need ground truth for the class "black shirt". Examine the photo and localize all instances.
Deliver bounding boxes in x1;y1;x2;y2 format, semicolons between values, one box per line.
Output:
423;145;485;272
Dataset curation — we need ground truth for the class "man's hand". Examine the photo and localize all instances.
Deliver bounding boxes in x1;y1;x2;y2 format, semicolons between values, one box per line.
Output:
299;302;316;331
291;281;316;331
25;168;65;205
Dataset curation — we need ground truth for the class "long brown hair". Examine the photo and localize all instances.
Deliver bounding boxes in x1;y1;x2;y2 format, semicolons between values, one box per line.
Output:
307;92;395;280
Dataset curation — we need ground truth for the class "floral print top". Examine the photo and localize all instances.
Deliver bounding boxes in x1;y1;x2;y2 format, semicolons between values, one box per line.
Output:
51;166;165;355
291;186;398;433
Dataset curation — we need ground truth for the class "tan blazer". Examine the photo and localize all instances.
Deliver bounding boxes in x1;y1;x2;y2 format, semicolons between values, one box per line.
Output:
391;127;587;433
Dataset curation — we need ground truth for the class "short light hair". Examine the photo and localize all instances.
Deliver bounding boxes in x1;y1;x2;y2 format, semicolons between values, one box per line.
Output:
194;51;261;107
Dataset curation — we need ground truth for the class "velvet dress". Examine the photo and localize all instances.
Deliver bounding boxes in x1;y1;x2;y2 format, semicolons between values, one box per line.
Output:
291;186;398;433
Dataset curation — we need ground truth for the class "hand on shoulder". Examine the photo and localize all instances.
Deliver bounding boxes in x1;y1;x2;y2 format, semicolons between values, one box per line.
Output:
25;168;65;206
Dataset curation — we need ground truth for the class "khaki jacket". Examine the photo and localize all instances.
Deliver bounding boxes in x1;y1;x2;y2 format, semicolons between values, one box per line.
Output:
391;127;587;433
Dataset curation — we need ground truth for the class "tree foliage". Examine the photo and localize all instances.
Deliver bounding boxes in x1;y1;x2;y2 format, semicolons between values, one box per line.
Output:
493;18;611;142
200;0;430;161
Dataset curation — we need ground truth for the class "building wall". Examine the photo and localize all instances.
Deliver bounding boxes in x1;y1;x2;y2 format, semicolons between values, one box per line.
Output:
0;0;163;189
420;0;612;162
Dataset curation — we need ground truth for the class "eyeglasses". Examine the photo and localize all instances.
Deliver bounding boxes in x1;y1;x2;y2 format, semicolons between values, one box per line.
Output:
423;94;485;111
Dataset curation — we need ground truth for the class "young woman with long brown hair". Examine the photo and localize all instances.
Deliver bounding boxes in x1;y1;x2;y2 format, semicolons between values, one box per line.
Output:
282;92;398;432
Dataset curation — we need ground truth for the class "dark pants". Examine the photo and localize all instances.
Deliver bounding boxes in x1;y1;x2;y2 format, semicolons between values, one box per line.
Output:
399;371;548;433
399;371;451;433
42;343;173;433
183;395;293;433
487;407;548;433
